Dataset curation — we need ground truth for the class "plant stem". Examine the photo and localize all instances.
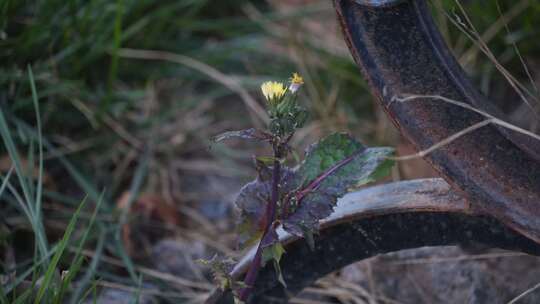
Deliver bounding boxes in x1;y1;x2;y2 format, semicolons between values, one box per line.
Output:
238;145;282;301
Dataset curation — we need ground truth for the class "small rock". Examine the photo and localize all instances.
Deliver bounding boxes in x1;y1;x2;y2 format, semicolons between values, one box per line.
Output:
152;238;209;280
88;287;158;304
199;199;230;220
340;246;540;304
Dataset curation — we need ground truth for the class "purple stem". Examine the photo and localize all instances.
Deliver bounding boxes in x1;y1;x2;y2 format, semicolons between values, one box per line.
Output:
238;147;281;301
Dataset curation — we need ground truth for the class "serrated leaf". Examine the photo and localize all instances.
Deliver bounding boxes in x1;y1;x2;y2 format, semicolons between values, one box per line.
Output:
261;242;285;266
256;156;279;165
233;132;393;250
235;168;299;248
213;128;272;143
261;243;287;288
297;133;364;185
197;255;236;291
283;133;394;236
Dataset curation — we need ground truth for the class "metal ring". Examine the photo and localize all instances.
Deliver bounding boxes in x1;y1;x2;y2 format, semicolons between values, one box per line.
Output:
334;0;540;243
206;179;540;303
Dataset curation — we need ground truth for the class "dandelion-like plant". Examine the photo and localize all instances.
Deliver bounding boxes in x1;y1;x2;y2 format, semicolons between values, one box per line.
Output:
210;73;395;303
261;81;286;106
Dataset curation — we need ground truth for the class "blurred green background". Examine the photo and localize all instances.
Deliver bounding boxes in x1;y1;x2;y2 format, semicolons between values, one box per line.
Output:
0;0;539;302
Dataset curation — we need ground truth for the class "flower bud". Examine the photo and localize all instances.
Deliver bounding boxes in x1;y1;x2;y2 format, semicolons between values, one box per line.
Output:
288;73;304;93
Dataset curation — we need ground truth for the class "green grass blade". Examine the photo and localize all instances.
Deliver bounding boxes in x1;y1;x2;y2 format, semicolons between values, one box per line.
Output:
28;66;45;248
0;108;32;208
12;288;32;304
129;275;143;304
2;244;58;294
3;178;34;231
0;69;49;260
0;167;14;198
12;118;110;208
114;150;150;283
107;0;124;96
70;231;106;304
33;197;88;304
0;108;49;258
54;254;85;303
0;284;7;304
25;138;35;205
117;148;150;227
76;277;99;304
55;192;105;303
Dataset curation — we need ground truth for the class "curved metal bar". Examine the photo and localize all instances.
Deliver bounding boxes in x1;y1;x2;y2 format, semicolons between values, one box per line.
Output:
333;0;540;242
206;179;540;303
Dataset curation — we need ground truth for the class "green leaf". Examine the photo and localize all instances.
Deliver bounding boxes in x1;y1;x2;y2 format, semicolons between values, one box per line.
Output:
197;255;239;291
261;242;285;266
213;128;272;143
261;243;287;288
297;133;364;185
255;156;280;166
283;133;394;236
233;132;393;249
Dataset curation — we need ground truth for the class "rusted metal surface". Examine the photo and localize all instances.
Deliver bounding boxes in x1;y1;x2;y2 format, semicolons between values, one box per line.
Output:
206;2;540;302
230;178;470;278
334;0;540;242
206;179;540;303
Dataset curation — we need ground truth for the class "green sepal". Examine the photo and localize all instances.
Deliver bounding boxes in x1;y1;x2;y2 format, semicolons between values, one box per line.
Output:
261;243;287;288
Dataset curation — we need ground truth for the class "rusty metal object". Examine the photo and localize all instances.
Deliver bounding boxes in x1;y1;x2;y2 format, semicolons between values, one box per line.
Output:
334;0;540;242
206;179;540;303
206;1;540;302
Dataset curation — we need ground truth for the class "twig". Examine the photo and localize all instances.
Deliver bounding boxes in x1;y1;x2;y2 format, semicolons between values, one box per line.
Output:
495;0;539;95
76;248;213;290
459;0;530;66
96;280;186;299
389;94;540;161
117;48;268;127
507;281;540;304
389;251;526;265
70;98;143;149
444;5;540;117
392;119;493;161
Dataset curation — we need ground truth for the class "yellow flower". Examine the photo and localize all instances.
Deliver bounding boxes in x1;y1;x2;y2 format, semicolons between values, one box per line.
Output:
289;73;304;93
261;81;286;104
290;73;304;85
